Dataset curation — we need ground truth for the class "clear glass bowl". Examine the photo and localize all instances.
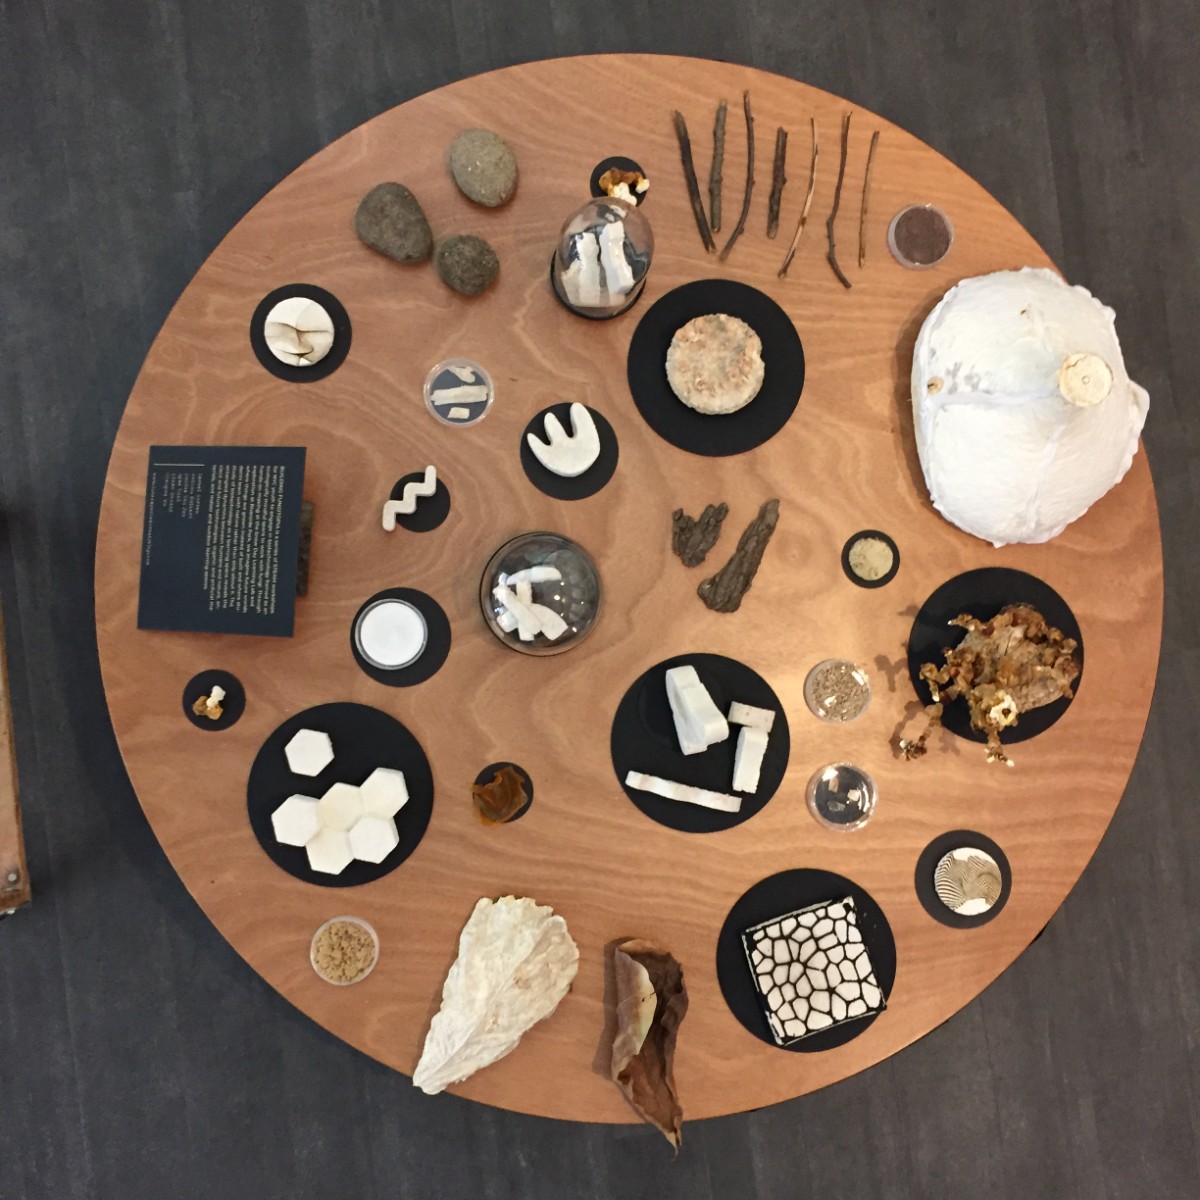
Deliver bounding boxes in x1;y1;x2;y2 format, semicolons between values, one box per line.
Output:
480;532;601;656
423;358;494;426
551;197;653;318
806;763;877;831
803;660;872;723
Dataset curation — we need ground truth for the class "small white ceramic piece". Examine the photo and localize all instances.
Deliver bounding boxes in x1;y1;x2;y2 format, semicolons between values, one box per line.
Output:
732;726;769;794
525;404;602;478
355;599;428;670
263;296;335;367
382;466;437;530
447;406;470;420
598;221;635;295
285;728;334;777
360;767;409;817
318;782;365;831
348;814;400;864
205;685;226;716
624;770;742;813
270;795;321;847
504;567;562;586
492;581;567;643
665;665;729;755
728;701;776;732
560;231;603;308
305;827;355;875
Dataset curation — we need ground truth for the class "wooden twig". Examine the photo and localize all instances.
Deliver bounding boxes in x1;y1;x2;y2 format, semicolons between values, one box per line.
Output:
826;111;853;289
778;117;818;277
859;130;880;268
673;111;715;252
708;100;727;233
719;91;755;262
766;127;788;238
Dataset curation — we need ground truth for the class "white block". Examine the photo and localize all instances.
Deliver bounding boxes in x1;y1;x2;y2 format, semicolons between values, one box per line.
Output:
318;782;365;831
285;729;334;777
271;795;321;847
733;726;769;794
624;771;742;813
528;603;567;641
729;701;776;733
306;827;354;875
665;666;729;753
348;814;400;864
360;767;409;818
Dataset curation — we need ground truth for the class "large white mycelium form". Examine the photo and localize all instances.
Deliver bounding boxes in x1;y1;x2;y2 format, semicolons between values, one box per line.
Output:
911;267;1148;546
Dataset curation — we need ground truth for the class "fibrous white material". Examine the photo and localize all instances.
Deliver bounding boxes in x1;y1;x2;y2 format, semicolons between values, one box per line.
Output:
732;726;769;794
413;896;579;1095
624;771;742;813
263;296;335;367
912;267;1149;546
382;466;437;530
285;729;334;777
728;701;775;732
665;666;729;756
560;231;603;308
492;577;567;643
525;403;602;477
598;220;635;295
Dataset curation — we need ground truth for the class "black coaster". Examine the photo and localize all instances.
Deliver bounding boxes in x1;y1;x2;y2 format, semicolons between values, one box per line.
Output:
350;588;451;687
908;567;1084;744
915;830;1012;929
388;472;450;533
610;653;789;833
589;156;649;204
247;702;434;888
473;762;534;824
841;529;900;589
250;283;351;383
625;279;805;457
717;868;897;1052
520;404;619;501
182;670;245;731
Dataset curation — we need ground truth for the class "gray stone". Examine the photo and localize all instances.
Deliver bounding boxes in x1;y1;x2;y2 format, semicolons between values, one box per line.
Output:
434;235;500;296
448;129;518;207
355;182;432;264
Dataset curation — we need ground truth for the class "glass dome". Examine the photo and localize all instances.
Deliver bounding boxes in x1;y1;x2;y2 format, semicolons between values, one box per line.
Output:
551;197;653;319
480;532;601;656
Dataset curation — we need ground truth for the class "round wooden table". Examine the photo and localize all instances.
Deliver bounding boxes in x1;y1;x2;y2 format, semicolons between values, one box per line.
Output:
95;55;1163;1121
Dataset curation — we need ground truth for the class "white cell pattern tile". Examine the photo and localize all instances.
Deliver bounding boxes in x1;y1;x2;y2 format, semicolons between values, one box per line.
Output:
742;896;885;1044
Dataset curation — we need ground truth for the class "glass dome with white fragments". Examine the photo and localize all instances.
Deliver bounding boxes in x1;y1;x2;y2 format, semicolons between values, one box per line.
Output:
552;197;653;317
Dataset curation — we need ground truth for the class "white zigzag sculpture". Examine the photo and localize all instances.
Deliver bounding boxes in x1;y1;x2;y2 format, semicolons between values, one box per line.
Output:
382;465;437;531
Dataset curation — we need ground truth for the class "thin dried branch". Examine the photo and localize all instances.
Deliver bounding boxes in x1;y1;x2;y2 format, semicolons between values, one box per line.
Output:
708;100;727;232
718;91;755;262
673;110;715;252
766;126;788;238
859;129;880;268
826;110;853;289
778;117;818;277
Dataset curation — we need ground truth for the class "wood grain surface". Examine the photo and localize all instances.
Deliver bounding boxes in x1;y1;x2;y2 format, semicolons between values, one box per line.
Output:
0;598;31;912
93;55;1162;1122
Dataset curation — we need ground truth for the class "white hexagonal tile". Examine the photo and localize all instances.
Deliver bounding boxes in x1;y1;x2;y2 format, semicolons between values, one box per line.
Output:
305;827;353;875
270;795;321;847
360;767;409;817
348;814;400;864
285;728;334;776
318;782;365;831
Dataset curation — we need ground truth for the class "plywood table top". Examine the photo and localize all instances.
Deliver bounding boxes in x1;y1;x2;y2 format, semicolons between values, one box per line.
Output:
94;54;1163;1122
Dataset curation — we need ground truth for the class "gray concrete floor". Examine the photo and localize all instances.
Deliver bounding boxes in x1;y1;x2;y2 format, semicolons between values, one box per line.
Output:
2;3;1198;1198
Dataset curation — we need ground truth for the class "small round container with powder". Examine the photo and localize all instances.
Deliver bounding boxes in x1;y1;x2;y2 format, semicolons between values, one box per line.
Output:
806;763;877;831
354;598;428;670
311;916;379;986
887;204;954;268
804;659;872;723
842;529;899;588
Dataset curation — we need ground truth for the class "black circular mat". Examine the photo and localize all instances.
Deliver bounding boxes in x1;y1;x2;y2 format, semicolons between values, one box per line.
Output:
388;471;450;532
520;403;619;500
915;829;1012;929
473;761;534;824
841;529;901;589
589;155;649;204
249;283;351;383
247;702;433;887
717;868;896;1052
625;279;805;457
907;567;1084;743
181;669;245;731
610;653;789;833
350;588;451;687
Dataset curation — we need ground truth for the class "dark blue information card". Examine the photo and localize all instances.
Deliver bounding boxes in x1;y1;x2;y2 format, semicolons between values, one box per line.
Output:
137;445;307;636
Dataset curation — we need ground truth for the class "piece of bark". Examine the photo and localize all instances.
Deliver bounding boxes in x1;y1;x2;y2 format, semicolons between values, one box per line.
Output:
611;940;688;1151
295;500;314;596
671;502;728;567
698;499;780;613
859;129;880;268
778;117;818;277
718;91;755;261
826;111;853;289
767;126;788;238
708;100;727;232
673;111;715;252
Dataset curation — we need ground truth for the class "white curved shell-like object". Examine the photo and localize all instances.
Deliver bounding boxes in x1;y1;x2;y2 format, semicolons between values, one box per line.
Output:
263;296;335;367
911;267;1148;545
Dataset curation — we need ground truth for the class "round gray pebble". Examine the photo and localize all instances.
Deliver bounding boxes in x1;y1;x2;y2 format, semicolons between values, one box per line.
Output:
355;182;433;264
447;129;517;208
434;235;499;296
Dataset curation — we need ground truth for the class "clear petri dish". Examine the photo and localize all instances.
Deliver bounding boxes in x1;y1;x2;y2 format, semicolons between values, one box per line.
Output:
806;763;877;831
310;915;379;986
423;358;494;426
887;205;954;268
803;660;872;723
354;598;428;670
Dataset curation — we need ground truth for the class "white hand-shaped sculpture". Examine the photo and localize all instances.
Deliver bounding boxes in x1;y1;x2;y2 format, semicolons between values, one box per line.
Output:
525;403;601;478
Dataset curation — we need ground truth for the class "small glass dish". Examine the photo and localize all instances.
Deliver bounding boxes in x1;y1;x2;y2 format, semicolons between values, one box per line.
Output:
806;763;877;831
887;204;954;268
354;598;428;670
310;915;379;986
803;659;872;723
423;358;494;426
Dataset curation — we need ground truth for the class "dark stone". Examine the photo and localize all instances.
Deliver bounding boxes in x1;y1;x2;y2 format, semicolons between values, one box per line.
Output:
354;182;432;263
434;235;499;296
447;129;518;207
698;499;780;613
672;502;729;567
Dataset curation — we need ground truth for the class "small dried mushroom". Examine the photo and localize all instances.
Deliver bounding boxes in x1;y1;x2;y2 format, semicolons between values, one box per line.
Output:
899;603;1080;767
191;684;225;721
599;167;649;204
